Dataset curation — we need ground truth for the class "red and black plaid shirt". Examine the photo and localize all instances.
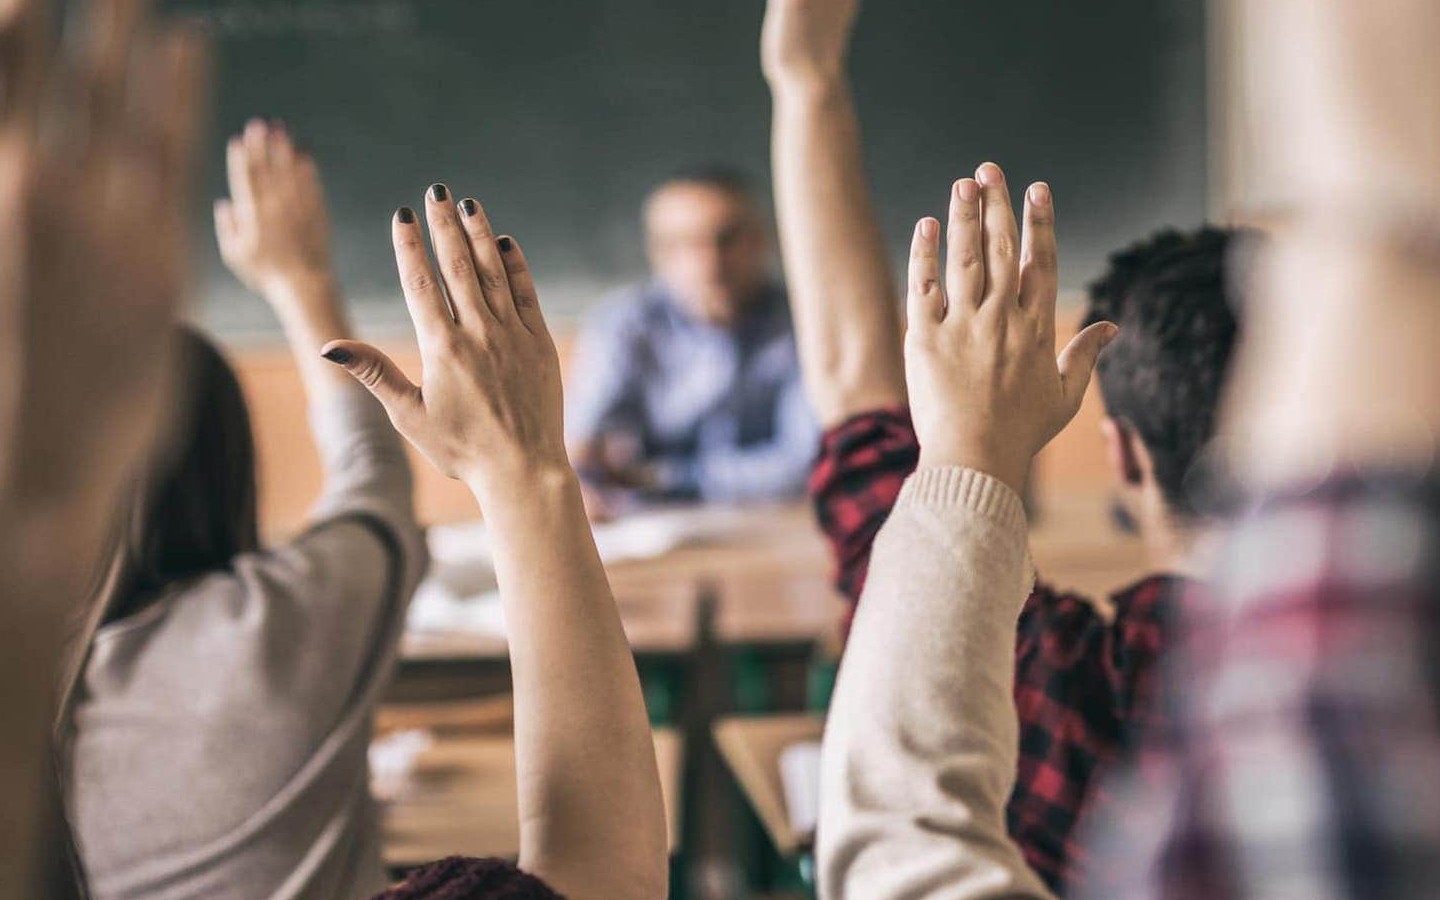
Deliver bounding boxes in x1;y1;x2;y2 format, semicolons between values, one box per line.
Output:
1080;472;1440;900
809;408;1185;894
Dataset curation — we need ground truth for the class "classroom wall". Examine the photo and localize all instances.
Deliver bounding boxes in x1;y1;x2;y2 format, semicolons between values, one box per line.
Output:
182;0;1209;337
234;309;1112;536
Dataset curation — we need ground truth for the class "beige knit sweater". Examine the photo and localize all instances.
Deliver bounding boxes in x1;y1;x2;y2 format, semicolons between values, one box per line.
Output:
818;466;1057;900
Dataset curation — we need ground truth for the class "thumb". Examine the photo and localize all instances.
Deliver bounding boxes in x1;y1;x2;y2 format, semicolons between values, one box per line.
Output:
213;198;239;257
320;340;422;420
1057;321;1119;413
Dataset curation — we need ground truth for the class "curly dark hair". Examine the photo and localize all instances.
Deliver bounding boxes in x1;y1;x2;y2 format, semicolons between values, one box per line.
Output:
1082;226;1255;518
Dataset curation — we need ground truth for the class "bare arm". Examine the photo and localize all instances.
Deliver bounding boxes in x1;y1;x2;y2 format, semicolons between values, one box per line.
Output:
215;119;356;406
324;189;667;900
763;0;907;427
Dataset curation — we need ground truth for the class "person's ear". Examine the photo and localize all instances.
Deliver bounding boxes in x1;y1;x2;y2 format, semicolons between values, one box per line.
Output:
1100;417;1144;487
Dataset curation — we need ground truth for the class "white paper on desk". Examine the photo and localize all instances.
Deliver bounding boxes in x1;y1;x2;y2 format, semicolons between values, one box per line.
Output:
408;505;757;639
779;740;823;836
406;581;507;637
369;729;434;803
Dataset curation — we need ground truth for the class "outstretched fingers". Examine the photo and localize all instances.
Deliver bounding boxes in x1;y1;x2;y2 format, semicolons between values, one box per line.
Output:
946;177;984;312
1019;181;1058;322
496;234;548;336
906;217;945;330
975;162;1020;308
456;195;516;324
392;205;454;344
424;183;492;325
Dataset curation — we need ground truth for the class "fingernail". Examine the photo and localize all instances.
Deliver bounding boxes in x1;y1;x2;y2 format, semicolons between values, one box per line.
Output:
460;198;478;217
1029;182;1051;206
429;183;448;202
497;236;513;252
957;179;979;202
977;163;1001;186
919;218;938;239
397;207;416;224
1102;323;1120;346
322;347;352;365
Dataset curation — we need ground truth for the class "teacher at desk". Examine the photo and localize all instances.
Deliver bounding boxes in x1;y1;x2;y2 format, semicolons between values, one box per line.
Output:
566;167;818;519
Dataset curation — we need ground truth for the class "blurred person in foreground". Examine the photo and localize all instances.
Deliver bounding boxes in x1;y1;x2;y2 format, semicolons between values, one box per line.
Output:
0;0;207;895
761;0;1247;891
1077;0;1440;896
566;167;818;518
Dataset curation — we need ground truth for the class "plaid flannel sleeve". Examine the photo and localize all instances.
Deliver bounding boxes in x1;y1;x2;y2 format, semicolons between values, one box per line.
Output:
808;407;920;606
1088;474;1440;900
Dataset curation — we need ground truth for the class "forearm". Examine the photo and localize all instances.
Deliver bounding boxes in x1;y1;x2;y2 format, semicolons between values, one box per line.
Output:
471;467;667;900
0;492;117;898
769;75;906;426
818;467;1052;900
265;273;358;405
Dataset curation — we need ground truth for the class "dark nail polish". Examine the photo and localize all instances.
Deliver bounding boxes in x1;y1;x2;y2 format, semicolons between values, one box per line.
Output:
397;207;416;224
429;183;448;202
497;236;513;252
322;347;352;365
460;199;478;217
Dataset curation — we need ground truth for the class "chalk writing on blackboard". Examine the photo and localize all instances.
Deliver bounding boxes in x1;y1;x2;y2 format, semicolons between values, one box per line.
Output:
181;1;418;37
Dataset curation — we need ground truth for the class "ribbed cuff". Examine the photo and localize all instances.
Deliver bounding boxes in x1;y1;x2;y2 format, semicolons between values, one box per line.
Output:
896;466;1035;593
897;466;1027;531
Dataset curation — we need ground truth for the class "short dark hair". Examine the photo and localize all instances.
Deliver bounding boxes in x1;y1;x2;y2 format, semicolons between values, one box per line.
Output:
1082;226;1254;518
652;163;755;199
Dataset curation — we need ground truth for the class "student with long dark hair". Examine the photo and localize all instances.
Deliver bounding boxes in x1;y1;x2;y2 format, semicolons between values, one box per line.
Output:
59;122;427;899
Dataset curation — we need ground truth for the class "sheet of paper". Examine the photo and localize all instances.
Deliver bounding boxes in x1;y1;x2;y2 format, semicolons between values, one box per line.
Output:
779;740;822;836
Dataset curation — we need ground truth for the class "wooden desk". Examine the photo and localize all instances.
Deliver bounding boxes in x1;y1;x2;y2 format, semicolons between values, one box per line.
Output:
713;570;843;648
382;728;685;867
713;713;825;857
401;580;703;662
603;504;829;589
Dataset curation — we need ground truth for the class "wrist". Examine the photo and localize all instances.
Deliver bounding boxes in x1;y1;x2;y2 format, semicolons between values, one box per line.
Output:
465;458;580;519
916;448;1029;501
767;68;849;102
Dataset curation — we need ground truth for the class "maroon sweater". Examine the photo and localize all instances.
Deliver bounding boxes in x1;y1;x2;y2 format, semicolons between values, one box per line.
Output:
373;857;565;900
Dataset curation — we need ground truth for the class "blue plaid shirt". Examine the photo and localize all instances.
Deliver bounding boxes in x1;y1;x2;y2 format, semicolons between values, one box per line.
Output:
565;281;817;503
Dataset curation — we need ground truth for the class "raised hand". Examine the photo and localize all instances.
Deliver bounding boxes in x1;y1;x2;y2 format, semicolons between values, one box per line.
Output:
215;119;334;298
327;189;668;900
0;0;208;510
0;0;207;895
321;188;567;502
761;0;861;87
904;163;1116;496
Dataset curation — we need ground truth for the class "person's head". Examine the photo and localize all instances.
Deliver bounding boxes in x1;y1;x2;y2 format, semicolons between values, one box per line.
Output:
101;327;260;623
643;165;772;328
1083;226;1254;537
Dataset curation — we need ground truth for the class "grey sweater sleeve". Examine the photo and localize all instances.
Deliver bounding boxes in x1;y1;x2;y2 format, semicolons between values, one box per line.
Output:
818;466;1055;900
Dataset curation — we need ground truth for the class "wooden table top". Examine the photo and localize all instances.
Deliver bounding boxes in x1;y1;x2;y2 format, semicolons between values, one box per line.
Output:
382;727;685;867
713;713;825;857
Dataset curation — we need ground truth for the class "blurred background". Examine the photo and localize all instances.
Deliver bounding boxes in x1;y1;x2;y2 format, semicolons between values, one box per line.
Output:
172;0;1209;335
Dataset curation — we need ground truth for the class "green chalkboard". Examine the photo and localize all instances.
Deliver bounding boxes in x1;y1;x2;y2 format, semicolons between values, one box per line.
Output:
169;0;1208;336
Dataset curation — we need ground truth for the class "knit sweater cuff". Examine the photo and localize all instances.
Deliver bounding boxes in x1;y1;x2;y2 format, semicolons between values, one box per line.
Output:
896;465;1035;591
